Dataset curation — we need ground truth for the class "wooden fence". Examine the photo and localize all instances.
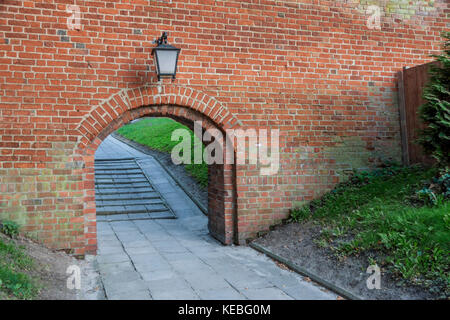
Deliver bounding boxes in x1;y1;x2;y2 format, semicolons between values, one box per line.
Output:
397;62;438;166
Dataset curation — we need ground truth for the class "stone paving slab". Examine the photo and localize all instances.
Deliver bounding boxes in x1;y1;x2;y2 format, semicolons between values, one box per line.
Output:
141;269;177;282
242;287;294;300
108;290;152;300
151;288;200;300
196;288;246;300
94;136;338;300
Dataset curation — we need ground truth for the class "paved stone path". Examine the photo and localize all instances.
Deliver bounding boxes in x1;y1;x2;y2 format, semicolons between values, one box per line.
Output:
94;135;338;300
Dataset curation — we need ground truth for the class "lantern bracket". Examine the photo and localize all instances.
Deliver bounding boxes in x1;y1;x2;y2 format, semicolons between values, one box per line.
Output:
154;32;168;46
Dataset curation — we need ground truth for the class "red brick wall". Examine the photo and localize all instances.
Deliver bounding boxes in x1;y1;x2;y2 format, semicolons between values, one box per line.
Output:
0;0;448;255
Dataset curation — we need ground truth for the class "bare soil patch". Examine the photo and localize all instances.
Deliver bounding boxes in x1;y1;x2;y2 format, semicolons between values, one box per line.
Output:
0;233;103;300
253;221;439;300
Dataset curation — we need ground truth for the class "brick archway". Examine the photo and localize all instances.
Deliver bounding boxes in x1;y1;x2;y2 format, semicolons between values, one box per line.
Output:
74;85;241;254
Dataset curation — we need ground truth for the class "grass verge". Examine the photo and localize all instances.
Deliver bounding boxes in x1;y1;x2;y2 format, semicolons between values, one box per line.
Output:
116;117;208;188
290;165;449;296
0;234;39;299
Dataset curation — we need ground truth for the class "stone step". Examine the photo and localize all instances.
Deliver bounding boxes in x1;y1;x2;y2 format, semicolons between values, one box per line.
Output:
95;169;143;178
95;193;160;201
95;189;155;196
95;180;148;185
97;211;176;221
96;203;169;215
94;158;175;219
96;198;165;207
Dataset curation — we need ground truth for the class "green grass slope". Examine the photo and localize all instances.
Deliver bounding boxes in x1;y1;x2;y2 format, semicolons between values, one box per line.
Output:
116;117;208;188
291;166;449;295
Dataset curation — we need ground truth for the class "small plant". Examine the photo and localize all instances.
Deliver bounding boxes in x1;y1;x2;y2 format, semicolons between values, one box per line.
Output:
331;226;346;238
434;168;450;199
0;220;20;238
413;168;450;206
350;162;404;185
336;239;361;257
367;256;378;267
313;238;329;249
289;206;311;222
416;187;438;206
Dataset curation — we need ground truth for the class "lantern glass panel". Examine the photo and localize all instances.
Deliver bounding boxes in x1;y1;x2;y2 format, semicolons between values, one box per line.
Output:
155;50;178;75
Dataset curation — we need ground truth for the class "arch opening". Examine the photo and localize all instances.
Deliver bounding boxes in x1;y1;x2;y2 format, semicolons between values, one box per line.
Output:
76;102;238;254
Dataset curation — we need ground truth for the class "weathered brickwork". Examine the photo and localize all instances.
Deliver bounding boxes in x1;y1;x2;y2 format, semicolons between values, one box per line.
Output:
0;0;448;255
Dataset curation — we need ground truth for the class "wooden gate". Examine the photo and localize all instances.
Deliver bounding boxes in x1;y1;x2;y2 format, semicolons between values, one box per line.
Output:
397;62;438;165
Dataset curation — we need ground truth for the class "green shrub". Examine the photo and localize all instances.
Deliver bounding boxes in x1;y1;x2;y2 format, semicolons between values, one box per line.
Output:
417;32;450;166
0;221;20;238
289;206;312;222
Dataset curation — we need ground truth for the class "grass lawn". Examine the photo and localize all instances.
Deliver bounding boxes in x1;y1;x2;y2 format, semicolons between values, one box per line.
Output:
116;117;208;188
291;165;449;293
0;235;39;299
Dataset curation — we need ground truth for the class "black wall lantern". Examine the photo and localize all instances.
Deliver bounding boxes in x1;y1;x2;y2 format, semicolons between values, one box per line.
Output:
152;32;181;81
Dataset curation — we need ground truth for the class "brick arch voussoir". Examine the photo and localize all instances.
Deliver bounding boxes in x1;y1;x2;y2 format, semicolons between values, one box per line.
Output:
75;85;241;156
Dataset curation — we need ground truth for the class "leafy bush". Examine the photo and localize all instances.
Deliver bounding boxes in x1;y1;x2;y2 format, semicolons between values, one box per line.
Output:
0;220;20;238
290;206;311;222
417;32;450;166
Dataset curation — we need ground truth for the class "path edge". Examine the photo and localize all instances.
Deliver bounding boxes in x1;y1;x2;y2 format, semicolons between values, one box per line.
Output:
249;242;363;300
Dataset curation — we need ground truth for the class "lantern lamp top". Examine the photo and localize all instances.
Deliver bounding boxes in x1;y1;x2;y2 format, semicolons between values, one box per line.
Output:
152;32;180;53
